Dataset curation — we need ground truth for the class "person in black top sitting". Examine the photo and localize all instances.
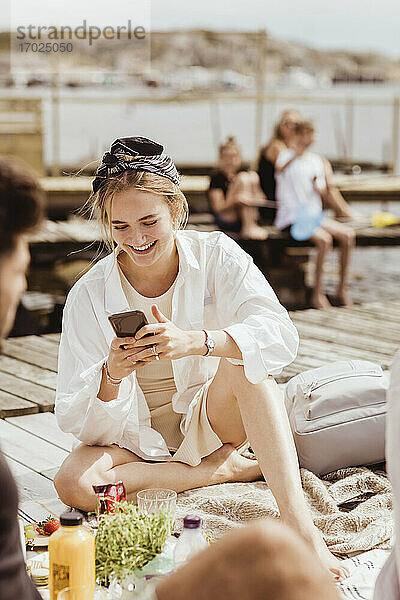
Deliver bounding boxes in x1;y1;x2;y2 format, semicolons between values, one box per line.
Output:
208;136;269;240
257;110;300;224
0;157;44;600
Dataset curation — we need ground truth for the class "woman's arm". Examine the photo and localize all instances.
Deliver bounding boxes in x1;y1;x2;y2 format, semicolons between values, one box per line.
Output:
55;284;134;444
275;148;300;174
132;306;242;362
187;329;242;360
208;188;237;215
265;139;286;165
213;237;299;383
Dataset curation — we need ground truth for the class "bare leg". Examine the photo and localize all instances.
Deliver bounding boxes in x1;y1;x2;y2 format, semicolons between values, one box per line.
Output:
322;159;355;219
226;172;268;240
322;218;355;306
157;519;341;600
54;442;260;512
309;228;333;309
206;359;348;580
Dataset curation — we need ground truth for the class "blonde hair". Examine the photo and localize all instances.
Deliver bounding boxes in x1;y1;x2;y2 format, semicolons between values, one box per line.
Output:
219;136;241;158
85;169;189;252
295;120;315;135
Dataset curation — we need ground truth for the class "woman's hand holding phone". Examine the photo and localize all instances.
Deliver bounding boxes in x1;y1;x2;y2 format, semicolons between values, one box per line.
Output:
107;336;157;381
131;304;200;361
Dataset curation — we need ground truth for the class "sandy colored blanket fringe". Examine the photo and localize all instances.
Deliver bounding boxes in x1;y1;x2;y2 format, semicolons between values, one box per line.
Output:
176;466;393;556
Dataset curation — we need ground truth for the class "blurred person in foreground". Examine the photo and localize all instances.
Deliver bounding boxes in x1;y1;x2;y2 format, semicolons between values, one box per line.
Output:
0;156;44;599
208;136;269;239
274;121;355;309
374;351;400;599
258;109;355;222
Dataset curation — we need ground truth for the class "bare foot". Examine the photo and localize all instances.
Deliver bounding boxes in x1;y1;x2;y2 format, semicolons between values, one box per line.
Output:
308;527;350;582
240;225;269;240
336;289;353;307
287;519;349;582
205;444;262;485
310;293;332;310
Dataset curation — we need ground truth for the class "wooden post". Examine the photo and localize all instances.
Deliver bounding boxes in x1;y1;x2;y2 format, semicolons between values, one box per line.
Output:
392;96;400;175
209;100;221;160
345;97;354;162
50;70;60;177
255;30;267;162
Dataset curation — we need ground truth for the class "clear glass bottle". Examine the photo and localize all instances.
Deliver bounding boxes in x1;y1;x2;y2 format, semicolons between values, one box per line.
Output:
49;510;95;600
173;515;208;569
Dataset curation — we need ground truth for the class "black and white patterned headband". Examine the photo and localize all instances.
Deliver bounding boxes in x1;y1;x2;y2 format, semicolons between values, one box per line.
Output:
92;136;180;194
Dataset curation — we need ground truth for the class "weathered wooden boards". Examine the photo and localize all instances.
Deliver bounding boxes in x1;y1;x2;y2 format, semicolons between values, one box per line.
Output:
1;412;73;520
0;336;57;417
279;300;400;383
38;174;400;217
0;303;399;416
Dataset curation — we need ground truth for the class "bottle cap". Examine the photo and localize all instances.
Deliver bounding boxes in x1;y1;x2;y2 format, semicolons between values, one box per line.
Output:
183;515;201;529
60;510;83;527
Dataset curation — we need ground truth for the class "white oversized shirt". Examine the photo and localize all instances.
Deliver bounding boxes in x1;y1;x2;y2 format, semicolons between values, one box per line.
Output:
274;149;326;230
55;229;299;461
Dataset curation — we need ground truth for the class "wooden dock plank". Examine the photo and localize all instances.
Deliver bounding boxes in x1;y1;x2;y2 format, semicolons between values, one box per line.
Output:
19;498;68;523
11;336;60;358
42;333;61;344
0;355;57;389
1;338;58;371
0;420;68;474
6;458;58;505
6;413;75;452
291;311;400;345
0;371;54;411
292;320;398;356
0;390;39;418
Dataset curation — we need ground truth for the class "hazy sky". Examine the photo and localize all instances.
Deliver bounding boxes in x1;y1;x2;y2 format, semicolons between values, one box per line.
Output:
3;0;400;58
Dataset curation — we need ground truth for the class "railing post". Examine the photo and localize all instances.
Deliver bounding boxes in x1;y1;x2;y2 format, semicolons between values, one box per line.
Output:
392;96;400;175
209;100;221;160
254;29;267;162
345;97;354;162
51;71;60;177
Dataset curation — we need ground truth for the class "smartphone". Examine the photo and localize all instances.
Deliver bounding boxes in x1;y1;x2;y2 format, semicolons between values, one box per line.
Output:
108;310;149;338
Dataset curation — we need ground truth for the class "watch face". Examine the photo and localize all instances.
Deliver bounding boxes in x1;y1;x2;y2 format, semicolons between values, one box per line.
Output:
207;337;215;353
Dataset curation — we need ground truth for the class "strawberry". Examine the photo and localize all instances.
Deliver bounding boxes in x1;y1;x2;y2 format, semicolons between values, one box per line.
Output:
36;516;60;536
43;518;60;535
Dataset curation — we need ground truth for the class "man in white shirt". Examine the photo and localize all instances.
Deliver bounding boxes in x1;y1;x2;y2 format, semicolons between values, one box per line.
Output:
275;121;355;310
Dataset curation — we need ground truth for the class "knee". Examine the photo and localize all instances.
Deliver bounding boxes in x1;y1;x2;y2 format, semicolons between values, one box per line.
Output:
54;461;97;512
247;170;260;184
340;228;355;247
235;171;250;185
315;231;333;251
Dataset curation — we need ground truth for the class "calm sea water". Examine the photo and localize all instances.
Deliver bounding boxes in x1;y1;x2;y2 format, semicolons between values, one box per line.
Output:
2;83;400;170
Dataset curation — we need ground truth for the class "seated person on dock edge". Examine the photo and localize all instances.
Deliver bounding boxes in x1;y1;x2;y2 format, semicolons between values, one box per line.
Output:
274;120;355;309
208;136;269;239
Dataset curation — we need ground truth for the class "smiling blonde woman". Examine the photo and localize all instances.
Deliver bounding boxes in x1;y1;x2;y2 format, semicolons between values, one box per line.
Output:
54;136;347;580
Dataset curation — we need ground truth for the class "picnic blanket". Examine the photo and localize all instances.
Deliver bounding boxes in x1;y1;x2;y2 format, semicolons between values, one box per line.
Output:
175;465;393;556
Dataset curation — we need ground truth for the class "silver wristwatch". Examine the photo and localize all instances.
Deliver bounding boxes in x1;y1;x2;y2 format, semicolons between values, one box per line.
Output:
202;329;215;356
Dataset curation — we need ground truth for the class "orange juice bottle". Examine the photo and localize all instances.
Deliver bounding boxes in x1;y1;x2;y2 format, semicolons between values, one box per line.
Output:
49;510;95;600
